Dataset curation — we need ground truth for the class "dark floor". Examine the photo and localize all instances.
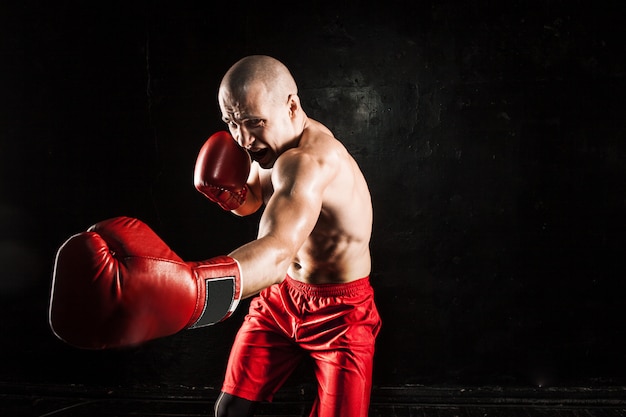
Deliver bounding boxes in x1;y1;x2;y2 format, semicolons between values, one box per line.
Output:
2;384;626;417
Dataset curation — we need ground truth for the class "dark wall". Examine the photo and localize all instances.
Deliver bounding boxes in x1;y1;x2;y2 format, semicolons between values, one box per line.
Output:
1;0;625;392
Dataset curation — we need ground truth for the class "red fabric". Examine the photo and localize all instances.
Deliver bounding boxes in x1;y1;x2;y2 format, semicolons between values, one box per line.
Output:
222;276;381;417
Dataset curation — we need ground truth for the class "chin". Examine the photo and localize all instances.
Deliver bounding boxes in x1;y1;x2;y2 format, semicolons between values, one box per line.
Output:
259;160;276;169
255;152;277;169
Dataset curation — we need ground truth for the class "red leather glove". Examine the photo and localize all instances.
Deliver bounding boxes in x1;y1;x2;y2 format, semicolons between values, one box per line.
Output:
194;131;251;211
49;216;242;349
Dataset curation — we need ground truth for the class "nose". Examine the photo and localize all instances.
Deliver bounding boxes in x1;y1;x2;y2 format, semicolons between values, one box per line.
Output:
237;127;255;149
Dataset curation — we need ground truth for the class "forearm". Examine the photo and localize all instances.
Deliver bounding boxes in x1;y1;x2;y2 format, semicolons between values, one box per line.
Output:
231;185;263;217
232;164;263;217
229;236;292;298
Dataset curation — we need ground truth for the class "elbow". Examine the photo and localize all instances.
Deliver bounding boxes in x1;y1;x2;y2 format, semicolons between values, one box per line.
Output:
262;236;297;276
273;245;295;273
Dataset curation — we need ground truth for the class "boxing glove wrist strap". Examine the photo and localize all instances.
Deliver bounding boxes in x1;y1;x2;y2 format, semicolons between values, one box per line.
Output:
187;256;243;328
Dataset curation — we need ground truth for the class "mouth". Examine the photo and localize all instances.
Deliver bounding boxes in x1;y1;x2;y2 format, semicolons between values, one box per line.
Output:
248;148;269;163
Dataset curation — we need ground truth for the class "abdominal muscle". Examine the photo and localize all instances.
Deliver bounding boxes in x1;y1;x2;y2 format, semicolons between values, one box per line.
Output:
287;217;372;285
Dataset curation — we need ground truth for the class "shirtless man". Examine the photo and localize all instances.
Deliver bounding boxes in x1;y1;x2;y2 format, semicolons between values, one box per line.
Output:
212;56;381;416
48;55;380;417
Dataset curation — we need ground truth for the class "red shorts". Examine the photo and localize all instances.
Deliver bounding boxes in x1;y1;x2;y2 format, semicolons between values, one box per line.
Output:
221;275;381;417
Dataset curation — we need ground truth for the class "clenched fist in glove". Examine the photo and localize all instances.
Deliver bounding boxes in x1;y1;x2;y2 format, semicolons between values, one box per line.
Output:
49;216;242;349
194;131;251;211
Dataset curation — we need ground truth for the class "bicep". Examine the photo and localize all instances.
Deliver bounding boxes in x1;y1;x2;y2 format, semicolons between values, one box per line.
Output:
258;185;321;251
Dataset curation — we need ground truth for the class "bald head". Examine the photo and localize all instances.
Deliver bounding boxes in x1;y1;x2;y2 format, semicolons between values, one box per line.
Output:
219;55;298;107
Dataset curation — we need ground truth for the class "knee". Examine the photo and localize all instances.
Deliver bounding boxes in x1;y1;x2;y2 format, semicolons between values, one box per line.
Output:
214;392;256;417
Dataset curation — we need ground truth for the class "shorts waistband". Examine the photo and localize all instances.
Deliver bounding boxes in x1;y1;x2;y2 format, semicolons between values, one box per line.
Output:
285;275;371;297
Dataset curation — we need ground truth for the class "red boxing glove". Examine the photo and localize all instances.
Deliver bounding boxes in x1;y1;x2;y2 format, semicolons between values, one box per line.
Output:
194;131;251;211
49;217;242;349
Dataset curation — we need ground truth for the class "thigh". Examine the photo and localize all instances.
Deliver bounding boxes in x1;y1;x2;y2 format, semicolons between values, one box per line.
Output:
309;342;376;417
222;306;305;402
304;285;381;417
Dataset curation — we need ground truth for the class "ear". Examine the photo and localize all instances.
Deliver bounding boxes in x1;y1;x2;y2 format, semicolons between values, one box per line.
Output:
287;94;300;118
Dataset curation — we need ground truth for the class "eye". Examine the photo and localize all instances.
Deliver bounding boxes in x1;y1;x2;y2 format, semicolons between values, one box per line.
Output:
227;120;239;129
246;119;264;128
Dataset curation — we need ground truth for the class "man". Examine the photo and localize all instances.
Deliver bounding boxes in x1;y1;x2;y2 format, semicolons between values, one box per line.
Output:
211;55;381;417
48;55;380;416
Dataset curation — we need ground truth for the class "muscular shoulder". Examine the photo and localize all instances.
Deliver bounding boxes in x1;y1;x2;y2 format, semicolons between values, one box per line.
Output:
273;124;343;191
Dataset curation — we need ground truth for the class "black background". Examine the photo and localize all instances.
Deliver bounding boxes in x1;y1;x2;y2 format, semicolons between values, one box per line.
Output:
1;0;625;393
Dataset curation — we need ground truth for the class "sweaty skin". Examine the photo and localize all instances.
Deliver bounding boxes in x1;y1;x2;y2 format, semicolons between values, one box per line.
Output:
219;56;373;298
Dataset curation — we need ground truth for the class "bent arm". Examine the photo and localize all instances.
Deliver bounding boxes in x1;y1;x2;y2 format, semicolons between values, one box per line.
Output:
232;163;263;217
229;151;335;298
